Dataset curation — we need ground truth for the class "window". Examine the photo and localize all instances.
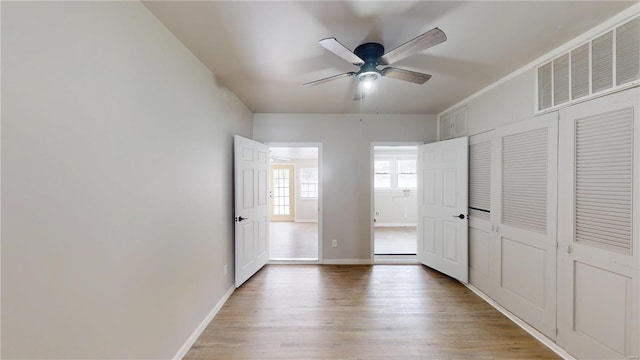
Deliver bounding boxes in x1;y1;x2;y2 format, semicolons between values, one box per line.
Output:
374;160;391;188
397;159;417;188
299;168;318;198
374;156;417;189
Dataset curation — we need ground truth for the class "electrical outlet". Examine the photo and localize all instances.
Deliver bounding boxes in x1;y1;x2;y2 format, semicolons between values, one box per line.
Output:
223;264;228;275
332;239;337;247
375;211;380;216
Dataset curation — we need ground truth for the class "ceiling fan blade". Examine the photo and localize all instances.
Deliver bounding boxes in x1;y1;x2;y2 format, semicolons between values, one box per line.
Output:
303;72;356;87
381;67;432;84
319;38;365;66
379;27;447;65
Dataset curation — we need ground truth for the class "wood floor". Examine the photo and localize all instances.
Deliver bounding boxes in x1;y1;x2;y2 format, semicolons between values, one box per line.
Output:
185;265;559;359
375;226;417;254
270;222;318;260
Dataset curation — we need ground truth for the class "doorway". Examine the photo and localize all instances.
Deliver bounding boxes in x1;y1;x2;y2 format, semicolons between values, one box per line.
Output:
268;145;321;262
371;144;419;260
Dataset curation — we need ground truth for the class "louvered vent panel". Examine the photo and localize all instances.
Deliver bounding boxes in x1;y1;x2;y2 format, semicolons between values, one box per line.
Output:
592;31;614;93
502;128;548;233
554;54;570;105
616;17;640;85
538;62;553;110
571;43;590;100
469;141;491;220
575;108;633;254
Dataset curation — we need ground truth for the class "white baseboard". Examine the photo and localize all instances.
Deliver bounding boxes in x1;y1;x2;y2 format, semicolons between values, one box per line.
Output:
375;223;417;227
322;259;371;265
173;285;235;360
294;219;318;223
464;283;576;360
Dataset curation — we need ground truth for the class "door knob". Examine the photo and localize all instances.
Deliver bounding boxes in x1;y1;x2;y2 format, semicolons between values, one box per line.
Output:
452;214;466;219
235;216;248;222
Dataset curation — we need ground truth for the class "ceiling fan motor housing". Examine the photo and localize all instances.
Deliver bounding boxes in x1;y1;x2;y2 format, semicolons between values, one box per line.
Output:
354;42;385;80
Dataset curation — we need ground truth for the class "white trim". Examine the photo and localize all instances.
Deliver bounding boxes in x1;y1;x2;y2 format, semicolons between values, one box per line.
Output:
173;285;234;360
464;283;576;360
322;259;372;265
438;3;640;117
374;257;419;265
294;219;317;223
269;259;320;265
375;222;417;227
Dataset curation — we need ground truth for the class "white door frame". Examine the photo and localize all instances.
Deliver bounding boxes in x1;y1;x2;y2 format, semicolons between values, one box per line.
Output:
370;141;424;264
266;142;323;264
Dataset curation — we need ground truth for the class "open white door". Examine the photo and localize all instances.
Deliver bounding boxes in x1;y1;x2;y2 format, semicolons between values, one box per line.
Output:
234;135;269;288
417;136;469;283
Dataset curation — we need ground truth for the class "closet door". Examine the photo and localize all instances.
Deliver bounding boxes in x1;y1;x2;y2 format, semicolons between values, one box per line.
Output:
558;88;639;359
492;113;558;339
468;131;495;296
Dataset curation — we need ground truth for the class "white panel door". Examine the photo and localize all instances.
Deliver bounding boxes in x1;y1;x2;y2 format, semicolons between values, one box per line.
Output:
492;113;558;339
468;131;495;295
234;135;270;288
417;136;469;283
557;88;639;359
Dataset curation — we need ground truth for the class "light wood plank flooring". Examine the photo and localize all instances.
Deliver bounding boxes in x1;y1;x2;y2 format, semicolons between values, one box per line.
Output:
374;226;417;254
270;222;318;260
185;265;559;359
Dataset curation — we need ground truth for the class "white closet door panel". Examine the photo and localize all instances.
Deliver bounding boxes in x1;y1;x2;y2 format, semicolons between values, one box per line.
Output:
493;112;558;339
469;131;495;296
558;88;639;360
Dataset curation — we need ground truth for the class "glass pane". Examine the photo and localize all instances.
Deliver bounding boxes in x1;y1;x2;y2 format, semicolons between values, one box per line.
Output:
374;174;391;188
398;159;416;174
374;160;390;173
398;174;417;188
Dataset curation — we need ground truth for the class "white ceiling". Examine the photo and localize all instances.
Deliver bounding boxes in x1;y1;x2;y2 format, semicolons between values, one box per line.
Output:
144;1;635;114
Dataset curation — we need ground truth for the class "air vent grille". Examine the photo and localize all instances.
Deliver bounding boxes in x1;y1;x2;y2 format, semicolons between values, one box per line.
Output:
554;54;570;105
536;15;640;111
571;44;590;100
616;17;640;85
538;63;553;110
592;31;614;93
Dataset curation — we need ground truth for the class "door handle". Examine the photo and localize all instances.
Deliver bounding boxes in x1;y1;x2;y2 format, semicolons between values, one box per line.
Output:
235;216;248;222
452;214;466;219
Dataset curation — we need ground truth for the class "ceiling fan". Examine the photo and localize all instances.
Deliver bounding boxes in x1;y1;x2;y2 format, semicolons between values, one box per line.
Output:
303;27;447;100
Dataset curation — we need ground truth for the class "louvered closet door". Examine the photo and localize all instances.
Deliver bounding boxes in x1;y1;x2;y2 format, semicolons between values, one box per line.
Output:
557;88;639;359
492;113;558;339
468;131;495;295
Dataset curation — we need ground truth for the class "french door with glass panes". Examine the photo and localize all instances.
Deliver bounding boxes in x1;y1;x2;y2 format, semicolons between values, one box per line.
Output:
269;165;295;221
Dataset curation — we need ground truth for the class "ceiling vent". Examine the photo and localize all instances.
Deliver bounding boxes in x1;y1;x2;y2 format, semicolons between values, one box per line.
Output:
537;15;640;112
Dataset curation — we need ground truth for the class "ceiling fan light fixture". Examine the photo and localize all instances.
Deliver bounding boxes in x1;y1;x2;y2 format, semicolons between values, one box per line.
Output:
357;71;380;90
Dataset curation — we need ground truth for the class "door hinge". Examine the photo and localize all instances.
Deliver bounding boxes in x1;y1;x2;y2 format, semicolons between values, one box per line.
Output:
567;245;573;254
555;328;559;336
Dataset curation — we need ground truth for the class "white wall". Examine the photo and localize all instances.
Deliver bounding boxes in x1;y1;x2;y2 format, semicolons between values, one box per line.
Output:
374;190;417;225
1;2;252;359
253;114;437;261
464;70;536;136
